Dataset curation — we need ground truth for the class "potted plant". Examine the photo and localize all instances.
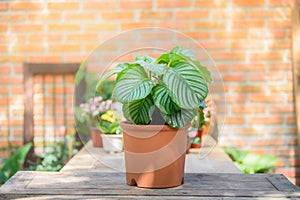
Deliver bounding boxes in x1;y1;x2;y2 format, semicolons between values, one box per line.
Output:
96;46;212;188
97;110;123;153
80;96;114;148
188;99;213;149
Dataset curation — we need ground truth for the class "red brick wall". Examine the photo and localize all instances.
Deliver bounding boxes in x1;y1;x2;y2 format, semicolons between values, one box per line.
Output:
0;0;298;182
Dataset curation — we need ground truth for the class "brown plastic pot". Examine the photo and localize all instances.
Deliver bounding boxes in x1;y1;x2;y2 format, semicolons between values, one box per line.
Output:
120;121;189;188
90;127;103;148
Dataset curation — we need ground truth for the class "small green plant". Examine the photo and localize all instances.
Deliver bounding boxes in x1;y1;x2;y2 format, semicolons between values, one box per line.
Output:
0;143;32;185
223;146;277;174
29;130;80;172
96;46;212;128
97;110;123;134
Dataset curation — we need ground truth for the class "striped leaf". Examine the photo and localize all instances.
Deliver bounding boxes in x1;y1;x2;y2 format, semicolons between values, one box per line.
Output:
162;109;195;128
153;84;180;114
122;95;155;125
114;65;154;104
170;46;212;83
96;63;129;92
136;60;167;76
163;61;208;109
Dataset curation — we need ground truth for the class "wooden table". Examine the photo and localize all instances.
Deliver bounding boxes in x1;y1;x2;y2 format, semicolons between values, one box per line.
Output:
1;141;300;199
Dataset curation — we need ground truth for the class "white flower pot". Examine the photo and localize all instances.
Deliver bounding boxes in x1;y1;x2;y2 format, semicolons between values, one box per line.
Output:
101;134;123;153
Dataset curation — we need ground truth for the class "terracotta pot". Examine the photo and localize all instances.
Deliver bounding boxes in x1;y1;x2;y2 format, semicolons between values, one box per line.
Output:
90;127;103;148
120;122;189;188
101;134;123;153
191;129;203;149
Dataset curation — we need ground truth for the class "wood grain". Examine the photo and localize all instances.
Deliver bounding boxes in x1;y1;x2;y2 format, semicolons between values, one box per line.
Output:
0;171;299;199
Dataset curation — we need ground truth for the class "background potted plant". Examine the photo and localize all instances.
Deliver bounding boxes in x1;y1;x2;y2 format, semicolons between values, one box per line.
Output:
97;110;123;153
96;46;212;188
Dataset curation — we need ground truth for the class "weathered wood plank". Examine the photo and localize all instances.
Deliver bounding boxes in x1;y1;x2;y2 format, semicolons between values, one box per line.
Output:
1;171;299;199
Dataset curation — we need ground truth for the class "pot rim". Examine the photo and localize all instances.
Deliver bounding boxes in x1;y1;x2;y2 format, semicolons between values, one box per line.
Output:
120;121;190;131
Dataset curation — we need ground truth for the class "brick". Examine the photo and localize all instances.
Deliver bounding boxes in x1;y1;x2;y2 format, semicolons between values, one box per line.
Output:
0;66;10;74
252;138;285;146
250;94;284;103
121;22;154;30
11;2;43;10
159;21;191;29
0;76;22;85
222;74;246;82
249;29;285;39
199;41;226;50
140;11;172;19
28;13;61;21
195;0;227;7
48;24;80;31
0;56;25;63
269;62;291;70
214;31;247;39
0;24;7;32
102;11;134;20
275;168;300;178
269;84;293;92
48;2;79;10
231;41;264;50
13;65;23;74
231;20;264;28
269;0;294;6
66;34;98;42
268;20;291;28
49;44;80;52
287;116;296;124
0;34;26;43
233;85;264;93
226;94;247;103
157;0;190;8
65;13;97;21
84;23;117;31
250;52;283;60
28;34;62;43
176;11;208;19
0;2;8;11
211;10;246;18
11;24;43;32
0;14;25;21
195;21;226;29
270;105;294;113
0;45;7;52
12;44;44;53
249;72;283;81
249;10;290;18
64;55;86;63
249;116;283;124
83;1;118;9
211;52;245;60
184;32;210;39
120;0;152;9
224;116;245;124
269;41;291;49
232;0;265;6
232;105;265;113
29;55;62;63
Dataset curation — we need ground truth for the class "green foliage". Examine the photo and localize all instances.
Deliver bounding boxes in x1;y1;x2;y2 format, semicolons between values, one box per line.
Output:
0;143;32;185
30;131;80;172
223;146;277;174
96;46;211;128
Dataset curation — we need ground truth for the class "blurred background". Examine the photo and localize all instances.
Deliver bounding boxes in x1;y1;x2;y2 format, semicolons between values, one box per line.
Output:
0;0;299;184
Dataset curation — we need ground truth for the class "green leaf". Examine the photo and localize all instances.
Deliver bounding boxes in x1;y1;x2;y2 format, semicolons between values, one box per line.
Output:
75;61;87;86
136;60;167;76
114;65;155;104
162;109;195;128
163;62;208;109
170;46;212;83
156;53;170;64
96;63;129;92
122;95;155;125
153;84;180;114
135;55;155;63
